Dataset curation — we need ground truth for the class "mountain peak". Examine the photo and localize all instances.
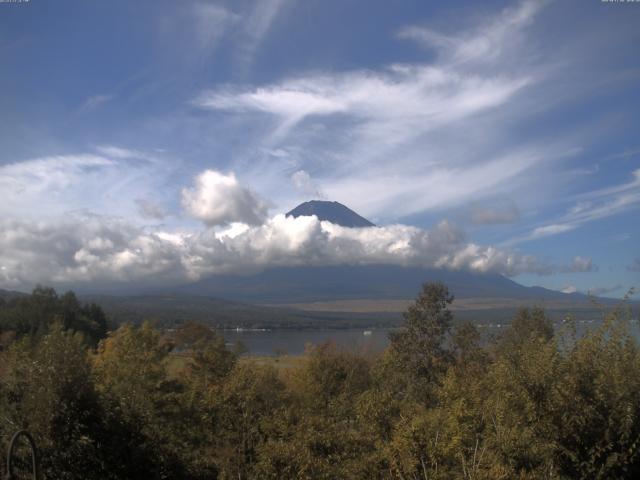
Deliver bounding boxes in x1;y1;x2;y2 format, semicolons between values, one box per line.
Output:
286;200;375;228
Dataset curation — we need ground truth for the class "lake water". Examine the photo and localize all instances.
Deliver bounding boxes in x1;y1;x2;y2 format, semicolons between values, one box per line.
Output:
224;328;392;356
224;318;640;356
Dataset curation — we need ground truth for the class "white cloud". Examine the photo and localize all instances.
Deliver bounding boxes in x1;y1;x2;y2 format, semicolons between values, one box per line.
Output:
195;66;530;144
561;284;577;294
157;2;239;68
181;170;269;226
507;169;640;244
190;1;569;222
398;0;545;65
291;170;325;199
0;149;177;222
193;63;539;219
0;154;114;207
0;216;188;289
94;145;152;161
234;0;290;71
0;213;557;291
191;3;239;56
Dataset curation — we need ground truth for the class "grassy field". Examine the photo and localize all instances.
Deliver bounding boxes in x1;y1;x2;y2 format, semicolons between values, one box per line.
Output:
264;296;623;313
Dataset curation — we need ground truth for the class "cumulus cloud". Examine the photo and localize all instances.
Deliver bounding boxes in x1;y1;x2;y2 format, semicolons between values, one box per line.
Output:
0;213;559;290
0;216;188;289
561;284;577;294
181;170;269;226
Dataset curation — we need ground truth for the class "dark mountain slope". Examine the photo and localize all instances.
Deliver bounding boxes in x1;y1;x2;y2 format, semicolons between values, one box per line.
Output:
286;200;375;227
174;264;581;304
0;288;28;301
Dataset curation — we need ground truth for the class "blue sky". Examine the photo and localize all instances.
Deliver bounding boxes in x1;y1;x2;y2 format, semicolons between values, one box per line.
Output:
0;0;638;296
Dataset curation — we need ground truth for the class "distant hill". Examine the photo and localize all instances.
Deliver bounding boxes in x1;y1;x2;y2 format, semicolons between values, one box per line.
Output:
174;264;588;304
286;200;375;227
79;293;396;330
0;288;27;301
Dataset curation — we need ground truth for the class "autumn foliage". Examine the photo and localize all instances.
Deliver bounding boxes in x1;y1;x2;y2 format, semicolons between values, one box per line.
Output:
1;284;639;479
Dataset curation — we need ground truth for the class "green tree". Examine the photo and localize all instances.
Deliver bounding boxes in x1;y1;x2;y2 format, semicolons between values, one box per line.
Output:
0;324;109;479
387;282;454;403
92;322;198;479
0;286;107;347
551;306;640;479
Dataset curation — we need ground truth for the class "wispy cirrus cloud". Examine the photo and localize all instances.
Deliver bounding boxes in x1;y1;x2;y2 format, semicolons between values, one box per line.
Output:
0;154;114;206
191;3;240;58
0;147;175;221
191;0;580;222
507;169;640;244
195;66;530;145
157;2;239;68
397;0;546;65
79;94;115;112
193;60;538;219
234;0;291;72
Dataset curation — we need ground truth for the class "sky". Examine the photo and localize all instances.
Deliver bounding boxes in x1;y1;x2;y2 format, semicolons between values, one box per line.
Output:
0;0;638;296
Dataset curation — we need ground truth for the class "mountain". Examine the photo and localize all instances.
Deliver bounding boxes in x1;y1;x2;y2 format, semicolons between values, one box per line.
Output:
175;200;589;305
173;264;580;304
286;200;375;227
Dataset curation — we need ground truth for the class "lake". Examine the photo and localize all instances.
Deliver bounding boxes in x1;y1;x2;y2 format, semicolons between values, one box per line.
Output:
224;328;392;356
223;318;640;356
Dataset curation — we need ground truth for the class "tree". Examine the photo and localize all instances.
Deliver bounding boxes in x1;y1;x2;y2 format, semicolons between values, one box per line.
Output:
551;307;640;478
92;322;195;479
0;324;108;479
0;286;108;347
387;282;455;402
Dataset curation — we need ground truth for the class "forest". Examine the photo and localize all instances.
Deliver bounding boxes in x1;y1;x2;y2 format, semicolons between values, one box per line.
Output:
1;283;639;479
